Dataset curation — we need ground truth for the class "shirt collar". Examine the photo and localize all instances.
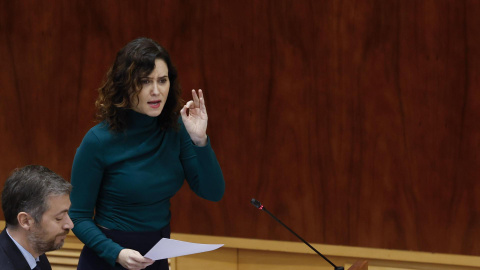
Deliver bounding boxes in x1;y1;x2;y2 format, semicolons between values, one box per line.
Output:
6;228;40;269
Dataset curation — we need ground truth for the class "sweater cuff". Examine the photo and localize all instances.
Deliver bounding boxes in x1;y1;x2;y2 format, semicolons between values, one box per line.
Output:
107;245;125;267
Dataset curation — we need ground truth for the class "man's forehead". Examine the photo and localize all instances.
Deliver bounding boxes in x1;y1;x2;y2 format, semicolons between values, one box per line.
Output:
45;194;71;213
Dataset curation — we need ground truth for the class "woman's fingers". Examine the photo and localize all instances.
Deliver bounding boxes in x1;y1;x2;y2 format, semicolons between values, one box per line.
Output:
184;90;207;116
117;249;154;269
192;89;200;108
200;98;207;114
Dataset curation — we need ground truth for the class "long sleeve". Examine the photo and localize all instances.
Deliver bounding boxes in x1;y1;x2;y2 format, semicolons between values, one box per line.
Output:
179;121;225;201
69;130;123;266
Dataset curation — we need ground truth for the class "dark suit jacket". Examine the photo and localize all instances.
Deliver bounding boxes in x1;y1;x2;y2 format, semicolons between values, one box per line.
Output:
0;229;52;270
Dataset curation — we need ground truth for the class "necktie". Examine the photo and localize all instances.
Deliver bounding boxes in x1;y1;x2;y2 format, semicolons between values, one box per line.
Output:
33;264;41;270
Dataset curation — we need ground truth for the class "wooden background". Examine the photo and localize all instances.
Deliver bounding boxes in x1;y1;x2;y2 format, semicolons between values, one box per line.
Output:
1;0;479;257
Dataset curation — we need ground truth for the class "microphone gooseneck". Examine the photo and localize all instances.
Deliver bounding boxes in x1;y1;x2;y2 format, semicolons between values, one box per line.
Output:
250;198;344;270
250;198;262;209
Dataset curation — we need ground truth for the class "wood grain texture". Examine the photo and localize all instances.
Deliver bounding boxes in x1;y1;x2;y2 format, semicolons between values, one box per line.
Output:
0;0;479;256
348;261;368;270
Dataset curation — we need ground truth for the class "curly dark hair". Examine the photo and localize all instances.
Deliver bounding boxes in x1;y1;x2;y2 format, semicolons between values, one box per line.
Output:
95;37;182;132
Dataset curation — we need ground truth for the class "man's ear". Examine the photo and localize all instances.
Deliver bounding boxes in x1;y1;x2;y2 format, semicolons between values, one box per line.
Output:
17;212;34;230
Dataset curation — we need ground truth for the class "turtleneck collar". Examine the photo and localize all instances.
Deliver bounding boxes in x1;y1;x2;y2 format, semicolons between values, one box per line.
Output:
126;110;158;129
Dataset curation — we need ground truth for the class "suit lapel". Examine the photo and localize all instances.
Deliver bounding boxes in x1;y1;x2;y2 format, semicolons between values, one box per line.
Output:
0;229;36;270
38;253;52;270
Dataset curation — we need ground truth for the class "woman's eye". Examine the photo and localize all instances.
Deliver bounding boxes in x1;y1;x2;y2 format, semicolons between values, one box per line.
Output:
141;80;151;84
160;78;167;84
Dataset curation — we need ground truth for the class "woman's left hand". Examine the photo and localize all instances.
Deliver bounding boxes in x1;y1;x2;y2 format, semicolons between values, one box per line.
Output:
181;89;208;146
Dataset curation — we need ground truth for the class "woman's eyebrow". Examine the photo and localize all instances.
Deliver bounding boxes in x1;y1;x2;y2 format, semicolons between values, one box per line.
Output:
142;75;168;78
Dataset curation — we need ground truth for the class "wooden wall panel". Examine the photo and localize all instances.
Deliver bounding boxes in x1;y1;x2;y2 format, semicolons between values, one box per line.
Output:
1;0;479;256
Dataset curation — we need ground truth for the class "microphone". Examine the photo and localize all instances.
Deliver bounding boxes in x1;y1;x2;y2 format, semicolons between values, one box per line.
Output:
251;198;344;270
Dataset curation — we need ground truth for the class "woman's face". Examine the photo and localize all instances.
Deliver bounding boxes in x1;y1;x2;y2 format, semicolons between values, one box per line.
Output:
131;58;170;117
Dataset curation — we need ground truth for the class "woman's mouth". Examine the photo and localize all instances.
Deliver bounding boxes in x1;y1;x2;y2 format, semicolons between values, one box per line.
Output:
148;100;161;108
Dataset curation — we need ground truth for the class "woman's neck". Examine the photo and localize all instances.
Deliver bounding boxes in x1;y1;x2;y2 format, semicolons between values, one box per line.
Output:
126;110;157;129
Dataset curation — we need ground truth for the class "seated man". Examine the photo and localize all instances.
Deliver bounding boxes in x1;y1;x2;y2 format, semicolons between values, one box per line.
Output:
0;165;74;270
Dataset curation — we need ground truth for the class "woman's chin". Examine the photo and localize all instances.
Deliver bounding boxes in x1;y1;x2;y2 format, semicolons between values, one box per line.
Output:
146;110;162;117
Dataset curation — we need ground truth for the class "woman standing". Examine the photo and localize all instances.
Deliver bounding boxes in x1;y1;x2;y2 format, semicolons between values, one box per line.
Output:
69;37;225;270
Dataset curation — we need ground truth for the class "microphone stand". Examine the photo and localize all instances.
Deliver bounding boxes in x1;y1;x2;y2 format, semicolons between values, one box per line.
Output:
251;198;344;270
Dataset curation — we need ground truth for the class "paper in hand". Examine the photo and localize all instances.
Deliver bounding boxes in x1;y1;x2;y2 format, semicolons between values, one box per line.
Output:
144;238;223;260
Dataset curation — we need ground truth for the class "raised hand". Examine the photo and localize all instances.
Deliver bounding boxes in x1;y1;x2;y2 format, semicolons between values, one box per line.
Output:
180;89;208;146
116;249;154;270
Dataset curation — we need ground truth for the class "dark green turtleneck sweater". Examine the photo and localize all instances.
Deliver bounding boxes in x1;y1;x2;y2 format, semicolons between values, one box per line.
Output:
69;111;225;266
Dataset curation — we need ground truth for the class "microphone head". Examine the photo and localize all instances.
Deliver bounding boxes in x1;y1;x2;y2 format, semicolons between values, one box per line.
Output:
251;198;263;209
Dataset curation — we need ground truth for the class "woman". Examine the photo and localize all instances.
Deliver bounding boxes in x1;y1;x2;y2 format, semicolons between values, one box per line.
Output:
69;37;225;270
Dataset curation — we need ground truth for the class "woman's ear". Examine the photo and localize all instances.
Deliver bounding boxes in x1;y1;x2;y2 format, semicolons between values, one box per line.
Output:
17;212;34;230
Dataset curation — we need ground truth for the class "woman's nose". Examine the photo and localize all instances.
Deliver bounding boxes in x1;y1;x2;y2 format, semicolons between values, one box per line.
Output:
152;82;160;95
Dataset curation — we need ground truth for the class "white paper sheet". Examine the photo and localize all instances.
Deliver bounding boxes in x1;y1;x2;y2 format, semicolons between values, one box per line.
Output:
143;238;223;260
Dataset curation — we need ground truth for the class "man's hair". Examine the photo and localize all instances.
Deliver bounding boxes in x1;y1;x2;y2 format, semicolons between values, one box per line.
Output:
1;165;72;227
